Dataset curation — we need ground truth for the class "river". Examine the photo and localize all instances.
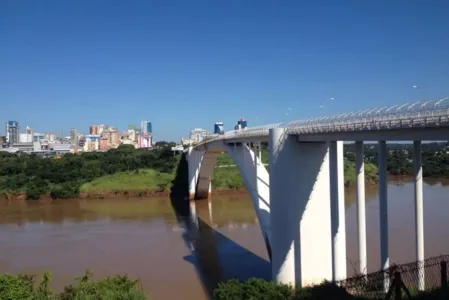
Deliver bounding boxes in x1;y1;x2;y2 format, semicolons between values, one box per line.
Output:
0;178;449;299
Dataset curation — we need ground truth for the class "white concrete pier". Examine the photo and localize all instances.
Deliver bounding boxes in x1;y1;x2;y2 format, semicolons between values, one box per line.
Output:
414;140;425;290
355;141;367;275
270;128;332;287
329;141;346;281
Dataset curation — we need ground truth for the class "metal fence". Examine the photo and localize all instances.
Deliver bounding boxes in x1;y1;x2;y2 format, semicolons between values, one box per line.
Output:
198;97;449;145
339;255;449;299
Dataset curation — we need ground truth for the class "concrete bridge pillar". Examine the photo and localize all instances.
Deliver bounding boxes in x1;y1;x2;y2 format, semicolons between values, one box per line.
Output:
355;141;367;275
329;141;346;281
414;140;425;290
228;143;271;256
187;147;205;200
269;128;332;287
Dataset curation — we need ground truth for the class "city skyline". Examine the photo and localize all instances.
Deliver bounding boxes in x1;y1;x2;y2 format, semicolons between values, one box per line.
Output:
2;1;449;141
2;120;153;139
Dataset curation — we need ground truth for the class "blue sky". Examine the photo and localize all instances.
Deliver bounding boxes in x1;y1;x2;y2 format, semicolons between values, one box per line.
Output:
1;1;449;141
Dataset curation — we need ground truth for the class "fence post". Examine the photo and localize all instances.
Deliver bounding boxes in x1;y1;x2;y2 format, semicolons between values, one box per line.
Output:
394;272;402;300
441;261;447;291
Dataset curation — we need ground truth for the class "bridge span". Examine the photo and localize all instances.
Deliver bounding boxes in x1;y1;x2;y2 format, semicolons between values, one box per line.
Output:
185;97;449;290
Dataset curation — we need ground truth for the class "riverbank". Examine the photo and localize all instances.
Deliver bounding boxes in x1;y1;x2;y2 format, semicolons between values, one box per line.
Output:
0;148;379;201
0;162;378;202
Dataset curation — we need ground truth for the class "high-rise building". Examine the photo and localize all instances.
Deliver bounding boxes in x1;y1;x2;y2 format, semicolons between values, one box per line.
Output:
214;122;224;134
140;120;152;136
90;125;99;135
44;132;56;142
98;124;106;135
70;128;77;144
238;118;247;129
5;121;19;144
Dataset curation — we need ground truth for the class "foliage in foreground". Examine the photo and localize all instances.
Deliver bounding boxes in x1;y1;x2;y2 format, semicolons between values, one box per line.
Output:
0;271;147;300
213;278;449;300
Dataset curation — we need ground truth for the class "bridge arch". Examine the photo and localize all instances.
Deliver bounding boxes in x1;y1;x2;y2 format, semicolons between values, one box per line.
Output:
186;143;272;259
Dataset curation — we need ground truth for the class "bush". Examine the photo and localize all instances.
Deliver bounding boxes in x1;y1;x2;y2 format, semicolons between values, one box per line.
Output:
0;271;146;300
59;270;146;300
213;278;293;300
294;282;356;299
50;182;80;199
26;179;49;200
0;274;35;299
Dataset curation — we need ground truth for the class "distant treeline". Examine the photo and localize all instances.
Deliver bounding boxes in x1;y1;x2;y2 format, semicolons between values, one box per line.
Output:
1;142;448;200
343;142;449;177
0;144;177;199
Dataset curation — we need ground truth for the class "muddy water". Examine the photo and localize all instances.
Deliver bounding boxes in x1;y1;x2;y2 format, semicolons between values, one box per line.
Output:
0;179;449;299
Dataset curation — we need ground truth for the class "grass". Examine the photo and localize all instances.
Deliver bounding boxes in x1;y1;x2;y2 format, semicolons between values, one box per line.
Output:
80;169;173;193
213;167;245;189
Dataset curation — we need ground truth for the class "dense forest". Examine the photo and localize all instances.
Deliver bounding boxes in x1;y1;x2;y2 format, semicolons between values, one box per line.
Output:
1;142;448;200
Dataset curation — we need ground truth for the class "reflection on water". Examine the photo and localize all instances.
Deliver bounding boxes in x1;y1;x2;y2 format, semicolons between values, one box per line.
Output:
0;179;448;299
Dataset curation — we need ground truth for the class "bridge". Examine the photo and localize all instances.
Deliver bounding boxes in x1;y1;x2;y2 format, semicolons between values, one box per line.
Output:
185;97;449;290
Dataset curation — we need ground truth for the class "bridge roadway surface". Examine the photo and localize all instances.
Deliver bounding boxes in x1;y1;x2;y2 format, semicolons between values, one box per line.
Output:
193;97;449;149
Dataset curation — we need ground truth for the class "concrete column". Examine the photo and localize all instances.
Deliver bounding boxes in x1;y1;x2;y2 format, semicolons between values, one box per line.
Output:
270;128;332;287
378;140;389;290
258;142;262;161
195;151;218;200
227;143;271;255
414;140;425;290
187;147;197;199
194;150;200;194
355;141;367;274
329;141;346;281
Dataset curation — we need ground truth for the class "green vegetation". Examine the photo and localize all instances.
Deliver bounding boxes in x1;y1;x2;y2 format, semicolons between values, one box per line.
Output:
344;160;378;186
0;144;176;200
80;169;173;194
345;141;449;177
2;142;449;200
0;271;146;299
213;152;378;189
213;278;448;300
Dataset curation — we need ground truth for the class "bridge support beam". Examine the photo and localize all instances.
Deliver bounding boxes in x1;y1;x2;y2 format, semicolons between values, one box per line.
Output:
187;147;218;200
329;141;346;281
187;147;204;200
355;141;367;275
378;140;389;290
228;143;271;257
414;140;425;290
270;128;332;287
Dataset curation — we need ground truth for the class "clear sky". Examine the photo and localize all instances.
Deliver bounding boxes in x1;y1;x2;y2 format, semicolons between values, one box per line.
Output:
1;0;449;141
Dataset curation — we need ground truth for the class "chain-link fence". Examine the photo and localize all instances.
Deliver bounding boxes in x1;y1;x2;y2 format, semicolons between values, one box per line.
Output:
339;255;449;299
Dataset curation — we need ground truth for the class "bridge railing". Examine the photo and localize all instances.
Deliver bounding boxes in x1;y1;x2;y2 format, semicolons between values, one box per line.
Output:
197;97;449;145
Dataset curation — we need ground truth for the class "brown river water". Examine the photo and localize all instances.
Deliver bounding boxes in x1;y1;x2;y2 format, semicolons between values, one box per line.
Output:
1;178;449;299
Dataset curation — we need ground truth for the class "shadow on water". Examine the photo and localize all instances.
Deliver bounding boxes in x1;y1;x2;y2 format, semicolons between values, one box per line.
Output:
169;153;270;299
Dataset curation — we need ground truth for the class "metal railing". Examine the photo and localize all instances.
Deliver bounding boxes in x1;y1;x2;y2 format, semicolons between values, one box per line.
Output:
339;255;449;299
198;97;449;145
